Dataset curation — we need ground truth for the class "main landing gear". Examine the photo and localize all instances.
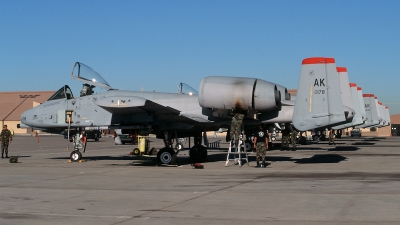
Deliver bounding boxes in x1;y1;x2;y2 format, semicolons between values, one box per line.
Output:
189;136;207;161
156;131;208;165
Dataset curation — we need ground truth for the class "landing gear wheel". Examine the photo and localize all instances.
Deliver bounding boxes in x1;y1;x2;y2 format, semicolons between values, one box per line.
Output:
175;143;183;150
70;150;82;162
157;148;175;164
133;148;140;155
189;145;207;161
244;140;253;152
298;136;307;145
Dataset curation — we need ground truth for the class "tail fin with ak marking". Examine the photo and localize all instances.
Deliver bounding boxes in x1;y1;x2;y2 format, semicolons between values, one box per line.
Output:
292;57;346;131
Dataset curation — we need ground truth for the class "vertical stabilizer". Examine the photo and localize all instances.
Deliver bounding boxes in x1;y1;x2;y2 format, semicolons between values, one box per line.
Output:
385;106;391;126
375;97;382;125
349;84;365;126
349;83;365;126
356;87;367;122
377;102;385;126
292;57;346;131
358;94;380;128
337;67;355;115
333;68;358;129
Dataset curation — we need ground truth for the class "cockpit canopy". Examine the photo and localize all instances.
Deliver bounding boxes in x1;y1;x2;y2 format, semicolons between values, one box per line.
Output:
177;82;198;95
47;85;74;101
71;62;113;90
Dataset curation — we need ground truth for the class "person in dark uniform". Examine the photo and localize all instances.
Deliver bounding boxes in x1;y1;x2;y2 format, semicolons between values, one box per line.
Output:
1;125;13;158
328;128;336;145
253;124;269;168
281;129;290;150
290;130;298;151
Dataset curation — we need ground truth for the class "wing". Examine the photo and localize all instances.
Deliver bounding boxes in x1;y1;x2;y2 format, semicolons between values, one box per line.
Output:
95;96;211;126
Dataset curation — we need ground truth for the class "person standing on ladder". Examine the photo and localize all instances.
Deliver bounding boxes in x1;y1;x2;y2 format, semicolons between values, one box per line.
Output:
253;124;269;168
230;113;244;142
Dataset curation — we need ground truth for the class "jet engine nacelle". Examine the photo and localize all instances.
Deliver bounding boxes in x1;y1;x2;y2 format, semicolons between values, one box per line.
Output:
198;76;280;112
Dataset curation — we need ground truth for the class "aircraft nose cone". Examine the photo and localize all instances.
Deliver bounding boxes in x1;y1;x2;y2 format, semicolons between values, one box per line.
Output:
20;109;33;126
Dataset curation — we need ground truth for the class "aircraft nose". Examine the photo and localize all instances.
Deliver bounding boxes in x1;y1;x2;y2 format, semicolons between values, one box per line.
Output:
20;109;33;126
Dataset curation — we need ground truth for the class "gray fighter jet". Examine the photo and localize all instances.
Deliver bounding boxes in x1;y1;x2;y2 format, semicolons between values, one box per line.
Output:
19;57;349;164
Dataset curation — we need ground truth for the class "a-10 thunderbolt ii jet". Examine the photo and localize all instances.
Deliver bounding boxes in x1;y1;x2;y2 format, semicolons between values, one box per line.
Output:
19;57;350;164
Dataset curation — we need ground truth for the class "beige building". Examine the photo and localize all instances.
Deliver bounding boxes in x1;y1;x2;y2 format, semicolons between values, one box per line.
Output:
0;91;54;134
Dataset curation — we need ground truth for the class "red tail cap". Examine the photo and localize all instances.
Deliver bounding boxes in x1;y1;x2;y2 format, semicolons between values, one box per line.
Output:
302;57;335;65
336;67;347;72
363;94;375;97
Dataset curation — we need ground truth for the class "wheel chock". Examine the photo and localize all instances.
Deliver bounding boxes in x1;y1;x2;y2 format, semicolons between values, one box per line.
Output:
191;163;204;169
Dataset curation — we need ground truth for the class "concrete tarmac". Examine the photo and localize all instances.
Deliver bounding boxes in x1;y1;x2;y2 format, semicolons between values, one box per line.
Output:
1;134;400;225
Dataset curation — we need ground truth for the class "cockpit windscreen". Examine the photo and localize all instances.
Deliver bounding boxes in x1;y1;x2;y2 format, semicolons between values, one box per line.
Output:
47;85;74;101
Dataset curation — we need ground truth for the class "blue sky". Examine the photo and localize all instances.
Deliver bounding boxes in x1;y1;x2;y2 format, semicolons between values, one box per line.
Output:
1;0;400;114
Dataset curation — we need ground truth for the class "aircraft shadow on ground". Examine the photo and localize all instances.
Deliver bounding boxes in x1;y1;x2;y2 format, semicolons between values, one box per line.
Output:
48;151;347;166
294;154;347;164
351;142;376;145
328;146;360;151
49;155;140;161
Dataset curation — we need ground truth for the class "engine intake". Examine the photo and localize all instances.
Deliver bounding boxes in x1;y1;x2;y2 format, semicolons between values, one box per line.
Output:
198;76;280;112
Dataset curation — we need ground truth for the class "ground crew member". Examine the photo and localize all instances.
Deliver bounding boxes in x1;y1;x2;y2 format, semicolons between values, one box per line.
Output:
1;125;13;158
253;124;269;168
281;129;290;150
290;130;298;151
329;129;336;145
230;113;244;141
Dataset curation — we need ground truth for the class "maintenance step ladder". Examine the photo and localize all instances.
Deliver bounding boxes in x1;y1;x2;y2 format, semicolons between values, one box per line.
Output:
225;133;249;167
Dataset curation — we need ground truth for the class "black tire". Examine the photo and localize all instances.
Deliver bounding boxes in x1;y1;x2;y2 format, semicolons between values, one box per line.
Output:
189;145;207;161
313;136;319;141
244;140;253;152
70;150;82;162
298;136;307;145
157;148;175;164
133;148;140;155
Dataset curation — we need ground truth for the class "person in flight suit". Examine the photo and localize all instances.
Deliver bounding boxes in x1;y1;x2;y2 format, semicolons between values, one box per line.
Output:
1;125;13;158
253;124;269;168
